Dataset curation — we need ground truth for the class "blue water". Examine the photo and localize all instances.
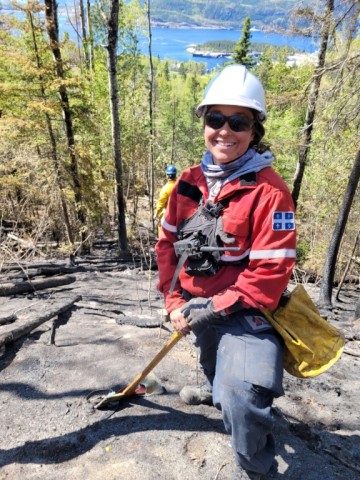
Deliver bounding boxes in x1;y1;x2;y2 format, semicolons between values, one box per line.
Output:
6;0;318;70
138;27;318;69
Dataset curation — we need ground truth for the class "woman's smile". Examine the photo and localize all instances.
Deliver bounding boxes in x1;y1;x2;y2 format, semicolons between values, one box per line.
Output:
205;105;254;165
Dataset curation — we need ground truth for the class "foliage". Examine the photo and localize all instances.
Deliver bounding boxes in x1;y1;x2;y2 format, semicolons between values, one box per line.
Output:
194;40;300;56
0;1;359;283
232;17;255;67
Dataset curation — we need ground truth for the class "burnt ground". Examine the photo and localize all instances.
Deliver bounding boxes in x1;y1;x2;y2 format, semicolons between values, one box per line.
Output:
0;247;359;480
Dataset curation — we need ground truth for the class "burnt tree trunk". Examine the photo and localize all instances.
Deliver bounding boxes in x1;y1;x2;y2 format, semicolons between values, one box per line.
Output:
319;149;360;307
106;0;128;253
44;0;88;251
292;0;334;208
147;0;155;229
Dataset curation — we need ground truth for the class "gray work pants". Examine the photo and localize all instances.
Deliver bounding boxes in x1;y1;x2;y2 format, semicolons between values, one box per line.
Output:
192;312;284;475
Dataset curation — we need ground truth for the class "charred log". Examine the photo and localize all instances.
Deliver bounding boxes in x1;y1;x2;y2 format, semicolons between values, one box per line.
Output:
0;275;76;296
0;295;81;347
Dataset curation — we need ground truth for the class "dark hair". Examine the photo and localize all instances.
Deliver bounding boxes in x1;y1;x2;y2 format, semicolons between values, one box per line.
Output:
167;174;176;180
250;111;271;153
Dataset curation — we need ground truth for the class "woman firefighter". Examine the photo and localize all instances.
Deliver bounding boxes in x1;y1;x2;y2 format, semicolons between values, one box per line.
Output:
155;65;296;480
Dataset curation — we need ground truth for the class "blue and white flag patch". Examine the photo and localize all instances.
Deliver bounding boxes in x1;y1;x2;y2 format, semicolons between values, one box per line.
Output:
272;211;295;231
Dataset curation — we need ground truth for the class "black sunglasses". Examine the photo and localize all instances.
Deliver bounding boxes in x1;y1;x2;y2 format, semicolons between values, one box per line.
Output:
205;112;254;132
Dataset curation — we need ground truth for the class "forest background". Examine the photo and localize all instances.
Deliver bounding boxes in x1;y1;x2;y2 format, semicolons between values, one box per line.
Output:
0;0;359;306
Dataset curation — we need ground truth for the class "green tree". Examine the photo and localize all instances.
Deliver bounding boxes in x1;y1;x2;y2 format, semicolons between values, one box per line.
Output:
0;1;130;251
232;17;254;67
26;6;74;245
0;5;85;249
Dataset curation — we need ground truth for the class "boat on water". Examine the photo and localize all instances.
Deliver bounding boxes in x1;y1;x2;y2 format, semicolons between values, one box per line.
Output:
193;51;232;59
186;46;232;59
185;46;316;67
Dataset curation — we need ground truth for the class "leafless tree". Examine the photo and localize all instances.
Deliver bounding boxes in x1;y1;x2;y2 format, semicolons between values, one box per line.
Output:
147;0;156;228
44;0;88;251
319;150;360;307
86;0;95;71
292;0;335;207
316;0;360;307
79;0;90;69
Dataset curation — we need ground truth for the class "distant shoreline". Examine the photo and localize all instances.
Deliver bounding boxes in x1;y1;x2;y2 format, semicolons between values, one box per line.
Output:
150;21;243;31
142;26;318;65
150;21;297;37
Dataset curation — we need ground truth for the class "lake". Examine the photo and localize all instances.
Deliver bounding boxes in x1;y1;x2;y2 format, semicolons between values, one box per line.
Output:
137;27;318;70
54;8;318;69
4;1;318;70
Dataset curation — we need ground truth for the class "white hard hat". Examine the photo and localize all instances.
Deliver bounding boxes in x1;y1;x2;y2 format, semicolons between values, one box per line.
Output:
196;64;267;121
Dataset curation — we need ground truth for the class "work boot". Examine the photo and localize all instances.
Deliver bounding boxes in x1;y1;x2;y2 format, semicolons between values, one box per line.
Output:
232;459;278;480
232;466;262;480
179;383;213;405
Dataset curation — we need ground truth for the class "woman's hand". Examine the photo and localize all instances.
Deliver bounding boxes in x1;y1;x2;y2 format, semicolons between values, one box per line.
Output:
170;308;191;336
181;297;220;330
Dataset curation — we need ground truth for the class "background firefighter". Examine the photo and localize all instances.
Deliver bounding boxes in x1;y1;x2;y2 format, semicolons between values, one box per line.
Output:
154;165;177;232
155;65;297;480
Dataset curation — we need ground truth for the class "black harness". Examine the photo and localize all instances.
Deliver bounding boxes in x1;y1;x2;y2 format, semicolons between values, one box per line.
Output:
169;198;241;294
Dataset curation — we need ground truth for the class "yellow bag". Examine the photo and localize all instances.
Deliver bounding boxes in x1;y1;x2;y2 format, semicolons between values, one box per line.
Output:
262;285;345;378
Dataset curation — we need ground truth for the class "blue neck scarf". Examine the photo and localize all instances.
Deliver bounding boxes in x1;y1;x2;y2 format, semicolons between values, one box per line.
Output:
200;148;274;186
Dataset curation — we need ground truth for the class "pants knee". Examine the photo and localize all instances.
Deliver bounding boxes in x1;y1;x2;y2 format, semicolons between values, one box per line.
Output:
215;381;276;474
214;381;275;441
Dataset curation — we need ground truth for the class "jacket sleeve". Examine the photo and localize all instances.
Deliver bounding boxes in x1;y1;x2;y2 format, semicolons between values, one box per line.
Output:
155;184;187;313
212;189;296;312
154;183;172;218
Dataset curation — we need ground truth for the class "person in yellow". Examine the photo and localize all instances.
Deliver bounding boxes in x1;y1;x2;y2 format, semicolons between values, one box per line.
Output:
154;165;177;230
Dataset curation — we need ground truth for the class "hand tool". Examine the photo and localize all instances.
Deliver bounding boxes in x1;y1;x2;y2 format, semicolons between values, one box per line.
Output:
87;331;183;409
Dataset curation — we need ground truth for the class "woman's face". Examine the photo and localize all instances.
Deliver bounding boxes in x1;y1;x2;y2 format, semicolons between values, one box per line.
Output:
204;105;255;165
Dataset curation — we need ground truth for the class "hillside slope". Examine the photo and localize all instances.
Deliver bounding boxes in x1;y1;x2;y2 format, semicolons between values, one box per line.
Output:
0;255;359;480
139;0;307;30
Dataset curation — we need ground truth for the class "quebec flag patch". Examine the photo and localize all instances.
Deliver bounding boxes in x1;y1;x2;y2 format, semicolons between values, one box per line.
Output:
272;211;295;231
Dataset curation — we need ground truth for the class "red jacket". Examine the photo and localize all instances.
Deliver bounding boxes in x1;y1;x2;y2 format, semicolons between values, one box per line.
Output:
155;164;296;314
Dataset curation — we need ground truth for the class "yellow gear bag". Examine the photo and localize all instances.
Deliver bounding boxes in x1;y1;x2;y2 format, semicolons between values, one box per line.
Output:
262;284;345;378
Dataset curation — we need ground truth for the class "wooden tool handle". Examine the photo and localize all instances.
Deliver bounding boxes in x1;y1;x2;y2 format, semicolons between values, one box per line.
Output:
120;331;183;397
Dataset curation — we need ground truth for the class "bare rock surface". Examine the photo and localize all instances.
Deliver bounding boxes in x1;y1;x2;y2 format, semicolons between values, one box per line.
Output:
0;256;359;480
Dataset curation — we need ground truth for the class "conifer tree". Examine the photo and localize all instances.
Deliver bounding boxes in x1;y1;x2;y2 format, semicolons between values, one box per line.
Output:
233;17;254;67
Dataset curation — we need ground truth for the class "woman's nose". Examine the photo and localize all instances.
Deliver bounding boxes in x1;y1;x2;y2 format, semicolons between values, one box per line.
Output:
218;121;232;134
